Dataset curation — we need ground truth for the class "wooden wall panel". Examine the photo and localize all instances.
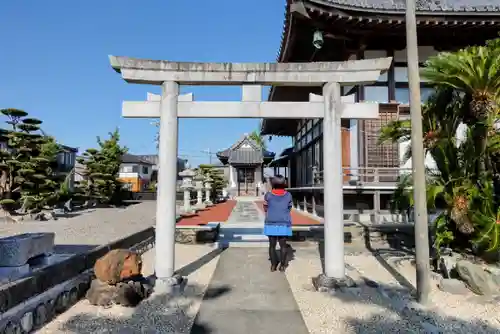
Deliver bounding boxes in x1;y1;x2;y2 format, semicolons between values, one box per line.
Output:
341;127;350;182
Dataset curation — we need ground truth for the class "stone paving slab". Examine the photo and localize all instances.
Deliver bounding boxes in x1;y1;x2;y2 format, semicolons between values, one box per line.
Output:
225;201;263;224
192;248;309;334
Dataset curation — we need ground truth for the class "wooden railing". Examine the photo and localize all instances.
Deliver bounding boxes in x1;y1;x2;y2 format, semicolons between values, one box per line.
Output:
313;167;412;186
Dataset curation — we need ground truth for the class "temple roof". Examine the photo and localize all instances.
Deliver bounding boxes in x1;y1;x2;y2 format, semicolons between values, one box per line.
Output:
261;0;500;136
216;134;275;165
316;0;500;13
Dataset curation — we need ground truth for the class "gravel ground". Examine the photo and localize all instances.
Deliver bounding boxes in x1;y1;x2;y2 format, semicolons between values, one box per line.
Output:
0;202;157;251
286;247;500;334
37;244;220;333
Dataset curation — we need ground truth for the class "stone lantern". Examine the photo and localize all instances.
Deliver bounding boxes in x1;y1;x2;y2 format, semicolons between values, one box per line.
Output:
204;175;213;206
194;173;206;210
178;168;196;215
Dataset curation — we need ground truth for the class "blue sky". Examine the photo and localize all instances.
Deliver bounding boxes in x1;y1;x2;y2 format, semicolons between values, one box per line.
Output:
0;0;291;167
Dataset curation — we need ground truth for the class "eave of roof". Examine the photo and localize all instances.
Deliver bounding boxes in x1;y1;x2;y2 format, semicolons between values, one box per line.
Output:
60;145;78;153
311;0;500;15
121;154;155;165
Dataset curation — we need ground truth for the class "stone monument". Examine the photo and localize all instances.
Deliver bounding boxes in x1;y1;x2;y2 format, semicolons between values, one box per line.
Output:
86;249;153;307
194;172;206;210
204;175;213;206
179;168;196;215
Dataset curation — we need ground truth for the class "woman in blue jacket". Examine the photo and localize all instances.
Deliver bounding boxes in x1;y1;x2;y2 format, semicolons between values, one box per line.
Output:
263;175;292;272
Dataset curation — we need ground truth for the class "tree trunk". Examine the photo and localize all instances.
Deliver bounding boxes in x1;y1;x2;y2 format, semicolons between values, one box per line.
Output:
473;124;488;175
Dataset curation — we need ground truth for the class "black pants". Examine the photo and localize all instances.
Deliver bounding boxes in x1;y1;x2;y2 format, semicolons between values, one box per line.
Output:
268;236;287;266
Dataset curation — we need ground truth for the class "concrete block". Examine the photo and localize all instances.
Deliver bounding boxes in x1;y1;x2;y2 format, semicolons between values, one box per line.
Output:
0;264;30;284
0;233;55;266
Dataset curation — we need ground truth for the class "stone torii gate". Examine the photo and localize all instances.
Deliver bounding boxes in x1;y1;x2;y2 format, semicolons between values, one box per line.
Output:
109;56;392;290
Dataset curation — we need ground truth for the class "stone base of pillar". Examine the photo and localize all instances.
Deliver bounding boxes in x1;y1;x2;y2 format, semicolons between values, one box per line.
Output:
180;209;196;217
311;273;356;292
195;203;206;210
152;274;187;294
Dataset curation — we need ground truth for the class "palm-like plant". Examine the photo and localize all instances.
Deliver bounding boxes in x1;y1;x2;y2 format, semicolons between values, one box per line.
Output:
380;38;500;255
248;130;267;150
421;40;500;172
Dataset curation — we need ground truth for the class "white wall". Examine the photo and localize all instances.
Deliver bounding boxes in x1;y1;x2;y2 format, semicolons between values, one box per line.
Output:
119;163;153;180
393;46;439;63
399;123;469;171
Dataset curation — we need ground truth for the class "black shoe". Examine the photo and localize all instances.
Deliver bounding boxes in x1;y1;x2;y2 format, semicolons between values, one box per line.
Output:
270;264;278;272
278;264;287;272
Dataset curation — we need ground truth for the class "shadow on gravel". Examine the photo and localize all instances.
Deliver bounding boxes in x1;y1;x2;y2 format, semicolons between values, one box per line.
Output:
316;231;416;290
57;284;231;334
175;247;227;277
328;281;499;333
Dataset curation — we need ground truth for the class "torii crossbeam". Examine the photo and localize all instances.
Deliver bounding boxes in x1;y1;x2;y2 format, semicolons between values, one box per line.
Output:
109;56;392;291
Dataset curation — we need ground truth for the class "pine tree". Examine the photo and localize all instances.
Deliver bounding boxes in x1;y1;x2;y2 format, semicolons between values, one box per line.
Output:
0;108;59;219
76;129;128;206
197;164;227;200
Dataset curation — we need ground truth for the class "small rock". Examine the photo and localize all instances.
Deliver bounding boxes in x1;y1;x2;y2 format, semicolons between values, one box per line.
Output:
438;278;470;295
55;291;69;313
3;321;21;334
20;312;33;333
456;260;496;295
45;299;56;321
34;304;47;327
68;287;79;305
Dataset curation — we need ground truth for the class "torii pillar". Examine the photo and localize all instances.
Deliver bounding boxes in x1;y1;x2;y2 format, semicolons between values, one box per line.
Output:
109;56;392;291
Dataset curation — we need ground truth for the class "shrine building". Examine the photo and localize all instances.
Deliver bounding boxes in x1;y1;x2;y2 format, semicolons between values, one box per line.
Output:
261;0;500;222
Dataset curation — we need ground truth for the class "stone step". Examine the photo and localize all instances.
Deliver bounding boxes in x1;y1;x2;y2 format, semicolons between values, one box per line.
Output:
220;234;268;241
217;240;270;248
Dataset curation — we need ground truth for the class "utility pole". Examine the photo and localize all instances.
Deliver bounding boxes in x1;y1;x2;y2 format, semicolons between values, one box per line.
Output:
405;0;431;304
206;148;212;164
201;148;213;164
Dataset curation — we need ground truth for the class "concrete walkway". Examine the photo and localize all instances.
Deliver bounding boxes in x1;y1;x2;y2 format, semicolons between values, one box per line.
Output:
219;199;268;247
191;248;309;334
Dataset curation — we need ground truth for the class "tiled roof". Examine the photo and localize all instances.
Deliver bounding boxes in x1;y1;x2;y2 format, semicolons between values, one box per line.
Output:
121;154;155;165
317;0;500;13
217;134;275;165
228;149;263;164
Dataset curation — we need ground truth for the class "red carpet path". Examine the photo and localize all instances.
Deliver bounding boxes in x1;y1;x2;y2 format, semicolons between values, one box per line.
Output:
255;201;322;226
176;200;237;226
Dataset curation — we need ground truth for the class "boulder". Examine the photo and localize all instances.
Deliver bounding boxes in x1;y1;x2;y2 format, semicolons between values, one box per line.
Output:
85;277;153;307
94;249;142;285
456;260;497;296
85;279;116;307
437;278;470;295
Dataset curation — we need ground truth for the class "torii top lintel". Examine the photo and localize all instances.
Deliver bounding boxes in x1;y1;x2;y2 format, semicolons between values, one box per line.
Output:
109;55;392;86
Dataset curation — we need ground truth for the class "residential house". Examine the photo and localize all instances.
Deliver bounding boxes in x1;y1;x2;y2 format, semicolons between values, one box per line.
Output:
135;154;188;183
56;145;78;190
119;154;155;192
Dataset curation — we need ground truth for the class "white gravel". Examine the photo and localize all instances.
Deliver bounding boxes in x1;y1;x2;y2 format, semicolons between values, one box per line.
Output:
37;244;220;333
286;247;500;334
0;202;157;249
